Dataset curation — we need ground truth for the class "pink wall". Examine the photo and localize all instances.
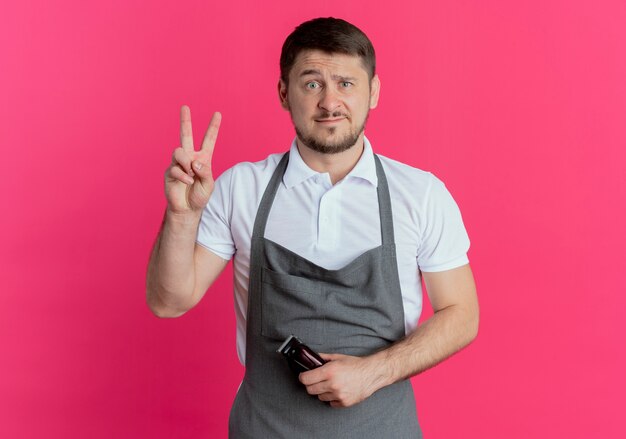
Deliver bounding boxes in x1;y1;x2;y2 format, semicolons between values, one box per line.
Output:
1;0;625;437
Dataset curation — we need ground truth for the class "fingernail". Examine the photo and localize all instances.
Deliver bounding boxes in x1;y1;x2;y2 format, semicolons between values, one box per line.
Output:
193;162;203;171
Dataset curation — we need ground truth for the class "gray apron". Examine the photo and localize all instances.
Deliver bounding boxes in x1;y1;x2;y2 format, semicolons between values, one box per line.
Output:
229;151;422;438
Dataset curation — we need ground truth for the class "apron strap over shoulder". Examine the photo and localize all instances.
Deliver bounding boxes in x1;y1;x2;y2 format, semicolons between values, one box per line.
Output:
251;152;289;240
373;154;395;246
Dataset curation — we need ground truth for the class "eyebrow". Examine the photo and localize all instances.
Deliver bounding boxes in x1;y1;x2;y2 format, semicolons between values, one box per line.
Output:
299;69;357;82
300;69;321;77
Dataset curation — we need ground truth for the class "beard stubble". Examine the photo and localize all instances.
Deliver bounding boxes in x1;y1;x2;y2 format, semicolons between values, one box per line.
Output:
293;111;369;155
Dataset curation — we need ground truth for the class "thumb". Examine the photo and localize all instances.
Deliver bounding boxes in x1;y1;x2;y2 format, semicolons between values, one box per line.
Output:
192;159;213;182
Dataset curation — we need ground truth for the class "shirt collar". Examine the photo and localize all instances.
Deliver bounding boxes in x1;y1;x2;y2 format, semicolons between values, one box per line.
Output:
282;136;379;189
282;138;319;188
348;136;379;187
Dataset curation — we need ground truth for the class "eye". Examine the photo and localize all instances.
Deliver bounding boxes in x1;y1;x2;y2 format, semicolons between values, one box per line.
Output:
305;82;320;90
340;81;353;88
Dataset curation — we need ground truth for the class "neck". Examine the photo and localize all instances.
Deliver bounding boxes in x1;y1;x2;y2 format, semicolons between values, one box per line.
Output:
296;135;365;185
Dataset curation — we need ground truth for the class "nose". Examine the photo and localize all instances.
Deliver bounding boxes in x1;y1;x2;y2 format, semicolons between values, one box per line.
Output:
318;88;341;113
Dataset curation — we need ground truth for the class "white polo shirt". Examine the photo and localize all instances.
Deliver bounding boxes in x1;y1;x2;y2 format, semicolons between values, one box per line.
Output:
197;137;470;365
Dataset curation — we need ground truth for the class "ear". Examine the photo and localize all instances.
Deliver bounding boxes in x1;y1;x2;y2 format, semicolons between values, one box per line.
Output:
278;79;289;110
369;74;381;109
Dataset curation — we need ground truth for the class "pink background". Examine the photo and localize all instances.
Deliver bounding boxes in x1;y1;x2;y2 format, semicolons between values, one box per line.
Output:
1;0;625;437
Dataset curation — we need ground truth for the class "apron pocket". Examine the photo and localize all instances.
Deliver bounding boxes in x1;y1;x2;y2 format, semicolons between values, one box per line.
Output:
261;267;326;346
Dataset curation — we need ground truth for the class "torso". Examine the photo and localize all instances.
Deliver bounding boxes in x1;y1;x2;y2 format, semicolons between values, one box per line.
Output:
197;137;470;364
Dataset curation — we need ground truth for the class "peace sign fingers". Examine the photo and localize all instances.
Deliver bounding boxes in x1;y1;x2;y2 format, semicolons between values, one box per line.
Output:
199;111;222;160
180;105;195;152
167;106;222;214
190;111;221;190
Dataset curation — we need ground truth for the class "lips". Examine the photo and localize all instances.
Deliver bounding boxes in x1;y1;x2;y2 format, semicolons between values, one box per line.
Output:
315;117;346;123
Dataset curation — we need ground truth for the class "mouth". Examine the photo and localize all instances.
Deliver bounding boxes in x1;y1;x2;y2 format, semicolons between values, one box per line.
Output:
315;117;346;124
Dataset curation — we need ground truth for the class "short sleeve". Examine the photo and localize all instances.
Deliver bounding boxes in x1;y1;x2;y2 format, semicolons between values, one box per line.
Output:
417;174;470;272
196;167;236;260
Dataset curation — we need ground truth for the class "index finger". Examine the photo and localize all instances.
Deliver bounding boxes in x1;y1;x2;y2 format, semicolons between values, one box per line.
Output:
180;105;194;152
199;111;222;158
299;366;327;386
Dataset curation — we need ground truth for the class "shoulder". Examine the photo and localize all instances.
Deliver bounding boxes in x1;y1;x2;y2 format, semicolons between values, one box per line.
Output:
375;153;437;200
375;153;461;219
214;151;286;189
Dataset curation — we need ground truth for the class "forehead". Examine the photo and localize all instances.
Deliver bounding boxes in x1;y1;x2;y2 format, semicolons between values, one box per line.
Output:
289;49;368;78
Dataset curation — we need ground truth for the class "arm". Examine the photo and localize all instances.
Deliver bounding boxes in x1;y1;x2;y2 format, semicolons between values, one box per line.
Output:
300;263;479;407
145;106;228;318
146;209;228;318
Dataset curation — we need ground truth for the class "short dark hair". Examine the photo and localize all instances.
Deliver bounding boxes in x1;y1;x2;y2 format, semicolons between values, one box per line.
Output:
279;17;376;84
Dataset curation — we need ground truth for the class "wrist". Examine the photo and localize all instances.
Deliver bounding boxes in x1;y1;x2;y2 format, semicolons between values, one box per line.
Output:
365;351;396;393
165;207;203;226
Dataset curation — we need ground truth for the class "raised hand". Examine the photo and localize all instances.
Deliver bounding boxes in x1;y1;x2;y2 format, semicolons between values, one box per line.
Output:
165;105;222;215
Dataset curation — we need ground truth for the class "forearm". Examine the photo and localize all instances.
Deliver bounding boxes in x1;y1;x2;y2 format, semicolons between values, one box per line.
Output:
300;303;478;408
146;208;202;317
370;303;479;388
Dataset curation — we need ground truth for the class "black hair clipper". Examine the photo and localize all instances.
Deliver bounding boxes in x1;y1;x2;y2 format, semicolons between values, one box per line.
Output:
277;335;326;375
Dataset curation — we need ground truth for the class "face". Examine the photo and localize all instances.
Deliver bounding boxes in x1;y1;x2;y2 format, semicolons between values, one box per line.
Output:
278;50;380;154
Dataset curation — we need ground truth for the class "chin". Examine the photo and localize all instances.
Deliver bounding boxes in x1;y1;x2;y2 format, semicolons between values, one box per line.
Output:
295;121;365;155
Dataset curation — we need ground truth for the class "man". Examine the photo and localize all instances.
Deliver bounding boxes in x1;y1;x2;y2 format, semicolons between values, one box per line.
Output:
146;17;478;438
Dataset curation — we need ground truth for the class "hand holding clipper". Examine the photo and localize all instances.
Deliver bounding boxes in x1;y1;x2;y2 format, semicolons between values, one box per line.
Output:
277;335;326;375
